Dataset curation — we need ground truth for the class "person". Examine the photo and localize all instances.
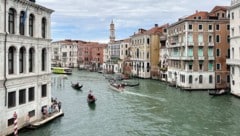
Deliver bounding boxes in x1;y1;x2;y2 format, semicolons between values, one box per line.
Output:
58;102;62;112
88;90;94;99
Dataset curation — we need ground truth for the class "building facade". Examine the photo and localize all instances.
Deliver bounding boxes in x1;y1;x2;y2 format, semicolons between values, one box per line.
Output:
51;40;79;68
167;6;229;90
0;0;54;135
228;0;240;95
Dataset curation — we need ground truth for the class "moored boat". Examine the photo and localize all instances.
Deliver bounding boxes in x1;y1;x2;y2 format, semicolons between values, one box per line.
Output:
209;89;228;96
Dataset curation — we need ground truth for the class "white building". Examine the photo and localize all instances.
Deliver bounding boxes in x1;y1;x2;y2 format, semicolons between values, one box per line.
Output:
228;0;240;95
51;40;79;68
0;0;53;135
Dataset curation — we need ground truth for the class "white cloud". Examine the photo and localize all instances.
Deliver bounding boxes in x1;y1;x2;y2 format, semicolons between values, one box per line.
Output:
36;0;230;41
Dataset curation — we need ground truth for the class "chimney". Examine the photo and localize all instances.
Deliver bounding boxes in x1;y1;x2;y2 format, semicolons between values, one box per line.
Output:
155;24;158;27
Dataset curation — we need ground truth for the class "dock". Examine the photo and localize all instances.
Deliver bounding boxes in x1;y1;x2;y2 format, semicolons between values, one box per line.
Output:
27;110;64;129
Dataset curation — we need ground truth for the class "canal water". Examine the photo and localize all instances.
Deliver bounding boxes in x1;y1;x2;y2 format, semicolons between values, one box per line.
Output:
20;69;240;136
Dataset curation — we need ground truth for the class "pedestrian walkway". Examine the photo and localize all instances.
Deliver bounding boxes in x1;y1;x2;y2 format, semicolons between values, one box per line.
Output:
27;110;64;129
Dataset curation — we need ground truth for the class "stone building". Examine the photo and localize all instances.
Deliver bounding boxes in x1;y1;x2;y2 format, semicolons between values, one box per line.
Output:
227;0;240;96
0;0;53;135
167;6;230;90
51;40;81;68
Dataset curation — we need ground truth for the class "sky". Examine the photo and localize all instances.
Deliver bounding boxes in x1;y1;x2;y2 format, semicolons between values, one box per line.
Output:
37;0;230;43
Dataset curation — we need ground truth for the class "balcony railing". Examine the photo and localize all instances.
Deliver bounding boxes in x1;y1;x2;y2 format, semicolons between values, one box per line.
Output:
226;59;240;65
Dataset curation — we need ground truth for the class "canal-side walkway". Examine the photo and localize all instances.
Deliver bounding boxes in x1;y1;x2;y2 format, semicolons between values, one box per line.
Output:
26;110;64;129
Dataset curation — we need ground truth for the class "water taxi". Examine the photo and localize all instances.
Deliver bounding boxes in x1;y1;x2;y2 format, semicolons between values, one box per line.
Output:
51;67;72;75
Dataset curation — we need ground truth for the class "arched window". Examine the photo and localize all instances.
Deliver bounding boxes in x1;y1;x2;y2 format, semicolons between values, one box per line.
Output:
19;11;25;35
29;47;35;72
136;49;139;58
29;14;34;37
19;47;26;73
8;46;16;74
199;75;203;84
42;48;47;71
8;8;15;34
41;18;46;38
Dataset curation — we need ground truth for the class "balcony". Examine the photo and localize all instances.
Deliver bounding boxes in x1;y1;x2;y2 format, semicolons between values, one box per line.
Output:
181;56;194;60
227;59;240;66
208;42;214;47
198;56;205;60
208;56;214;60
198;42;204;46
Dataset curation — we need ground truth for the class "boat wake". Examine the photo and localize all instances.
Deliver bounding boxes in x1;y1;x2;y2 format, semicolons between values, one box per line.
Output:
124;91;166;102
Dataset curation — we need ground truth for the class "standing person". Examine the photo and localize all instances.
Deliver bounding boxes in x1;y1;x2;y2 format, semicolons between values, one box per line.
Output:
58;102;62;112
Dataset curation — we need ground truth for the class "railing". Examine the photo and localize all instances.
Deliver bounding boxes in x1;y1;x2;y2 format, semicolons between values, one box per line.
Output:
227;59;240;65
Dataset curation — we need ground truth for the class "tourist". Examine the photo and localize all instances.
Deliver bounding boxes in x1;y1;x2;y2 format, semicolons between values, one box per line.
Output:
58;102;62;112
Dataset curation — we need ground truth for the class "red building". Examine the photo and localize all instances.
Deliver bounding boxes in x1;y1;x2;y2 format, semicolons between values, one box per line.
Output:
78;42;107;70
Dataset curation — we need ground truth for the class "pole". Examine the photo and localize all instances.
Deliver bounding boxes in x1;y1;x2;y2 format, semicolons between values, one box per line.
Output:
13;112;18;136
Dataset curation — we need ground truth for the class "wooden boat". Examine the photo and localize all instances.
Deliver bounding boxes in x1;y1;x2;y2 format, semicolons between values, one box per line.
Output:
71;83;83;90
122;81;139;87
209;89;228;96
87;97;96;104
109;82;124;92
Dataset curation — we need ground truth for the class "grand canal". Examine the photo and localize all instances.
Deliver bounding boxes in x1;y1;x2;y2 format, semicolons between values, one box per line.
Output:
20;69;240;136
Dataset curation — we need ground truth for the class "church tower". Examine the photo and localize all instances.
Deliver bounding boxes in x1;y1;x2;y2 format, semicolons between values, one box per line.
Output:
109;20;115;43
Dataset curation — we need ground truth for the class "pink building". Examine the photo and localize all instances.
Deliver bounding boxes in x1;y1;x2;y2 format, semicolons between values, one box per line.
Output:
78;42;107;70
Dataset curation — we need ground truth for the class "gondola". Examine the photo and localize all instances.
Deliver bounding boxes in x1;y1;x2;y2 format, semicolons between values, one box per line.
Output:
87;97;96;104
209;89;228;96
71;83;83;90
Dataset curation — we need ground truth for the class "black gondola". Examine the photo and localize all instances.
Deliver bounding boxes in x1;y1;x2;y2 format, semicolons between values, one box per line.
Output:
71;83;83;90
209;89;228;96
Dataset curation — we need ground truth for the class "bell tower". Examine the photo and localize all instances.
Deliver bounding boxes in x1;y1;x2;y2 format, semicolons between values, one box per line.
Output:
109;20;115;43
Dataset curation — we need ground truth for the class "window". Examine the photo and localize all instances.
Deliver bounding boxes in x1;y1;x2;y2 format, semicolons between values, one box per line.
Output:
8;118;14;126
28;87;35;102
232;28;234;36
216;64;221;70
216;24;220;30
232;12;234;19
19;89;26;105
216;35;220;43
227;35;230;43
147;38;150;44
8;46;15;74
41;84;47;97
199;63;203;70
208;61;213;71
29;110;35;118
217;75;221;83
42;18;46;38
188;24;192;30
19;11;25;35
198;24;203;30
19;47;26;73
199;75;203;84
232;67;235;75
42;48;47;71
227;25;230;30
198;34;203;43
188;63;192;70
216;49;220;57
208;25;212;31
29;14;34;37
209;75;213;84
227;75;230;83
8;91;16;108
29;48;34;72
8;8;15;34
208;35;213;43
189;75;192;84
147;63;150;72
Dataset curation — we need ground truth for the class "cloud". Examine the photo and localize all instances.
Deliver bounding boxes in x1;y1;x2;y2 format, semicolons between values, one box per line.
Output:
37;0;230;42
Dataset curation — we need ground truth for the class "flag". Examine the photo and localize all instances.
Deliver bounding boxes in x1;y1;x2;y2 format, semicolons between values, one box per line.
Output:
22;6;28;25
